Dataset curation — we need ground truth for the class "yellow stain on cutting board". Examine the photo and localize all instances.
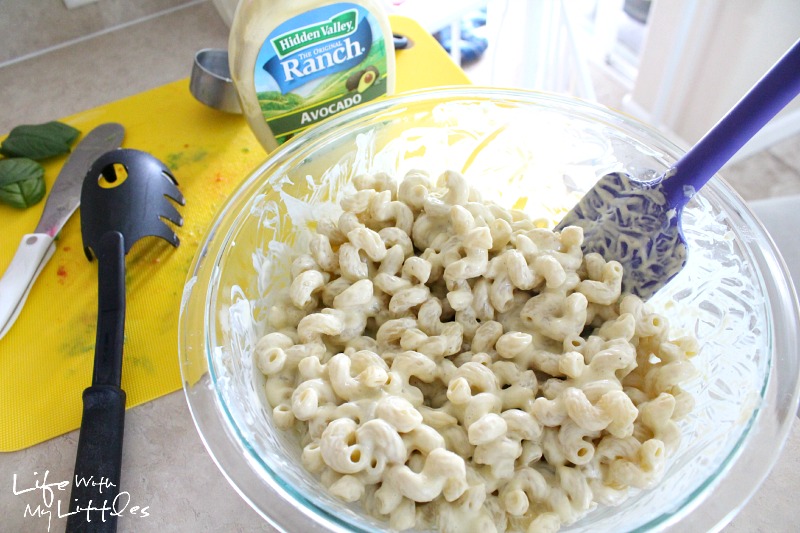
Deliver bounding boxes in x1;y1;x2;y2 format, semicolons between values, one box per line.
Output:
0;15;469;451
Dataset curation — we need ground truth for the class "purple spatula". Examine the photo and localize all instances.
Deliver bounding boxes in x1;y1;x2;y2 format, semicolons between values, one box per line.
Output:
556;38;800;299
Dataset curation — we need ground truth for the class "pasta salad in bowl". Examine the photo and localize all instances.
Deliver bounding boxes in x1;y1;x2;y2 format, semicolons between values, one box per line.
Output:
179;87;800;532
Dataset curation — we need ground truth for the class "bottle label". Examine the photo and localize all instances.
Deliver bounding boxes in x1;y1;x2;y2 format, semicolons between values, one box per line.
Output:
255;3;389;144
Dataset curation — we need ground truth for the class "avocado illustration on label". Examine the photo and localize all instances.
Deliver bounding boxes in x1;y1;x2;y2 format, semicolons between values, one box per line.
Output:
345;66;379;93
346;69;365;91
358;66;379;92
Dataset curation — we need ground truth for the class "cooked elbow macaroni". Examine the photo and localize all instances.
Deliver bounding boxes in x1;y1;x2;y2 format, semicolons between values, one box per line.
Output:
255;169;698;532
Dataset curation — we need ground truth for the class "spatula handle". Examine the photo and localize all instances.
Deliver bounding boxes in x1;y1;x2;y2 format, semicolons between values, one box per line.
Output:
66;385;126;533
665;38;800;209
67;231;127;533
91;231;126;387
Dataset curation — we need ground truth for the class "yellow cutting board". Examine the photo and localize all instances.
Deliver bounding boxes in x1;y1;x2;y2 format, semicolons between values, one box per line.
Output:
0;16;470;451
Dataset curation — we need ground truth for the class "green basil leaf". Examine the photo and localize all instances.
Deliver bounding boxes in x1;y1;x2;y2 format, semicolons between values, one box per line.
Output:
0;158;46;209
0;121;81;160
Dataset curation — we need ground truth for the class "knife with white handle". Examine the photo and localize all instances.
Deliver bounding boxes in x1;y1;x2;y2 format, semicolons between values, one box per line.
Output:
0;123;125;340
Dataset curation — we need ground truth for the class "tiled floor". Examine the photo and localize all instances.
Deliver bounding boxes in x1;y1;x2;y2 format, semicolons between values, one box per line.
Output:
723;136;800;201
1;1;799;532
0;0;201;66
0;0;229;134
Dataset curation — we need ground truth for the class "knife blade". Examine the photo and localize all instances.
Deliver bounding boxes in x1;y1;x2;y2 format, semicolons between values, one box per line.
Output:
0;123;125;340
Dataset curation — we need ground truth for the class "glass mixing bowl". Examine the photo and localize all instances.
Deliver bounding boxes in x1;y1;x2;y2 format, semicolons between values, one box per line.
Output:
179;87;800;532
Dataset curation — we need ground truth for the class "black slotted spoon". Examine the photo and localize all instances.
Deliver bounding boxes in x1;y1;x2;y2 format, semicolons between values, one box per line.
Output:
66;149;184;533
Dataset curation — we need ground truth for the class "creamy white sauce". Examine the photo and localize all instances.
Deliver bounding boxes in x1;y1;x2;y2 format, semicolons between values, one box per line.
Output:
557;172;686;299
